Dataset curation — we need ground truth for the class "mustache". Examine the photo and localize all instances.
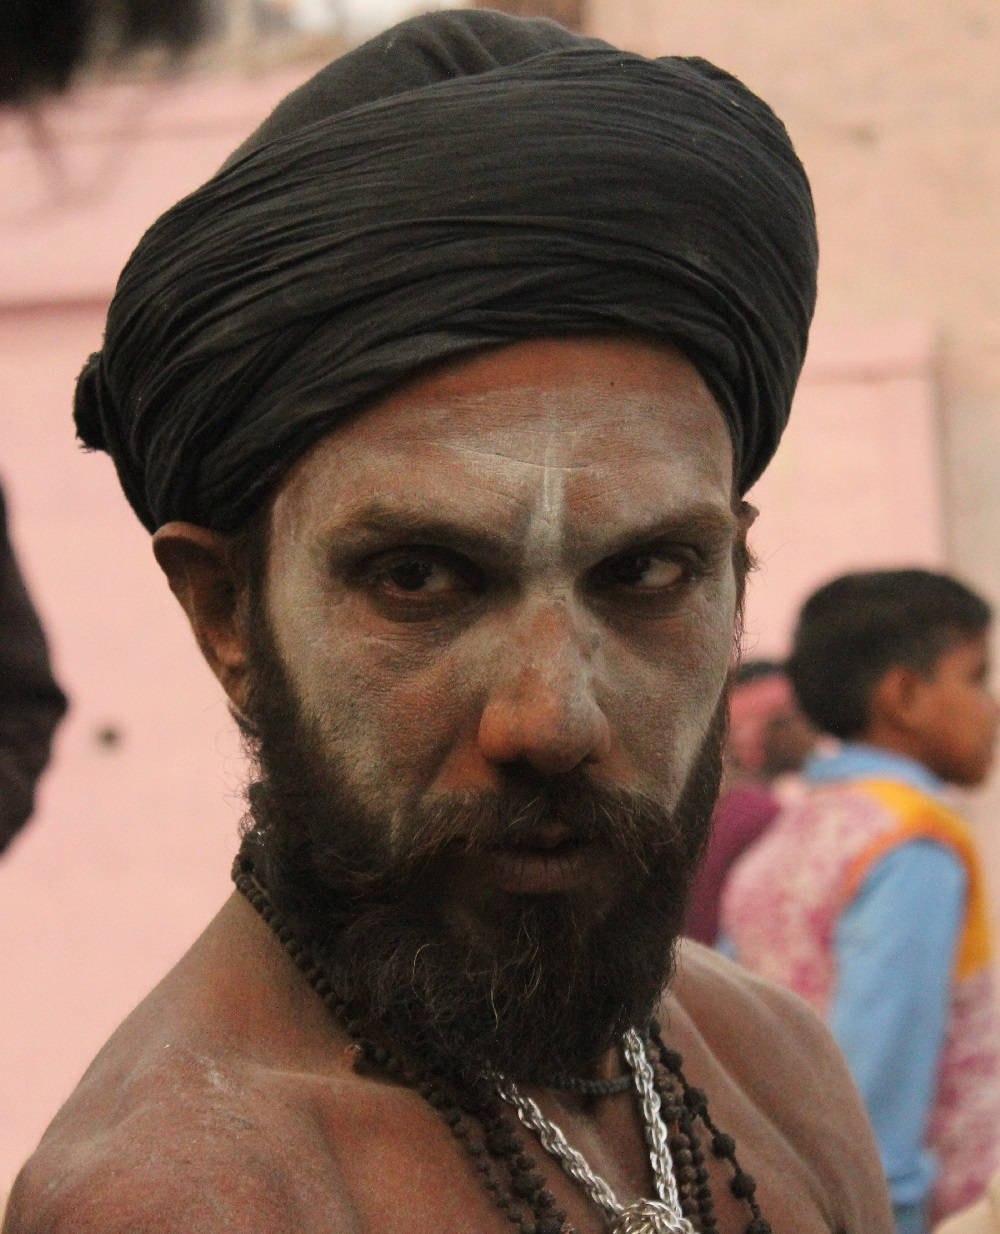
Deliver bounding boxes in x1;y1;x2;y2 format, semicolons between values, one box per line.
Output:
385;770;683;873
249;758;699;931
271;768;684;904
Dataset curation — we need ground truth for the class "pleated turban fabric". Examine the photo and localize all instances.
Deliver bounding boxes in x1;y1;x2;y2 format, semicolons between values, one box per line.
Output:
74;8;818;533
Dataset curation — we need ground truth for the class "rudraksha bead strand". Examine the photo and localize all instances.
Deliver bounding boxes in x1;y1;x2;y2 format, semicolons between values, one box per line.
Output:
650;1025;772;1234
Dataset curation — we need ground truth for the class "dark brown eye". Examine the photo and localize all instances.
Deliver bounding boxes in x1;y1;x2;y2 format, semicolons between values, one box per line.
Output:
365;549;483;607
385;559;437;592
603;553;686;590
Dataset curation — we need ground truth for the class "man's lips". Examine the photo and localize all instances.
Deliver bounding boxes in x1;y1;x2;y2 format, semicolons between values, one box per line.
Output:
481;826;597;894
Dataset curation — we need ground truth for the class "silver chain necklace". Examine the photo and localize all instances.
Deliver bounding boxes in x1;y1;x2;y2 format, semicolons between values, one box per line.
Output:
493;1028;696;1234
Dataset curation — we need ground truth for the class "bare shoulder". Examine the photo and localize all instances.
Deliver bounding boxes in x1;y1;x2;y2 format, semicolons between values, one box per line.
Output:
4;1078;337;1234
3;1038;362;1234
670;937;850;1078
2;894;508;1234
3;897;362;1234
665;940;893;1234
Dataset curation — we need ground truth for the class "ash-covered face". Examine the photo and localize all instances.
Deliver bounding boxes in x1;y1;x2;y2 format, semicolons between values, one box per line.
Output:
190;338;749;1078
242;608;728;1081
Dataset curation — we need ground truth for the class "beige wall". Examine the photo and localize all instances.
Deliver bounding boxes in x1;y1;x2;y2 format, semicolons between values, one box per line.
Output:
743;322;945;655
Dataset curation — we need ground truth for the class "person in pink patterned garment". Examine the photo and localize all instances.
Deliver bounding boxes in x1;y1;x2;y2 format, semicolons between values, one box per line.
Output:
684;660;817;945
721;569;1000;1234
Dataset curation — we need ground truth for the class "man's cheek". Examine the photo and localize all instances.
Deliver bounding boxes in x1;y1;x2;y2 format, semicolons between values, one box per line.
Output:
606;651;728;786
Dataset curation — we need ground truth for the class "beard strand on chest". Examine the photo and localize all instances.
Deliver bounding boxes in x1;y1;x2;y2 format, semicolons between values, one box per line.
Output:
238;614;725;1082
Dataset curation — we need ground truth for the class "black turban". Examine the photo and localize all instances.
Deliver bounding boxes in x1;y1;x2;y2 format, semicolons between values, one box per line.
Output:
74;8;817;533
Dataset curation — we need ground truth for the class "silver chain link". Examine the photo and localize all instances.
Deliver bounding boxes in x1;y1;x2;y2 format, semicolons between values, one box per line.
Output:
493;1029;696;1234
494;1072;621;1221
621;1028;686;1214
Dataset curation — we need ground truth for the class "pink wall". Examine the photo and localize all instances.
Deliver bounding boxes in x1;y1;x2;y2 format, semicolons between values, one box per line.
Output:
1;66;304;1199
743;321;944;656
0;61;948;1195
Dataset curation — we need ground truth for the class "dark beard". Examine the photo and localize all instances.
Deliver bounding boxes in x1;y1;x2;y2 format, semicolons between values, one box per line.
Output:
238;614;725;1083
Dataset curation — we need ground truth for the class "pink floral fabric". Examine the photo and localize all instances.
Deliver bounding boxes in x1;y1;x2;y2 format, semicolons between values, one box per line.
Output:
720;780;1000;1220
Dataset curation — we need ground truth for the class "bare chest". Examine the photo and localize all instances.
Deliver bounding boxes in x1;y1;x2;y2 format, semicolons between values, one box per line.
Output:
300;1078;842;1234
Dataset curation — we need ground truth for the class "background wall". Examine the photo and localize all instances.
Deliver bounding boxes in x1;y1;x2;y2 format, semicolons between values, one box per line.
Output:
0;67;301;1197
1;0;998;1198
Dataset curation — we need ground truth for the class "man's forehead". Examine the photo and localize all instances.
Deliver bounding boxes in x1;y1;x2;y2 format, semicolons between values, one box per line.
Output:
308;336;726;452
268;338;737;549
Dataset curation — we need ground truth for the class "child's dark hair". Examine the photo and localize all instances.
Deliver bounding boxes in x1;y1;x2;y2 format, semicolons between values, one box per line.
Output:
788;568;991;740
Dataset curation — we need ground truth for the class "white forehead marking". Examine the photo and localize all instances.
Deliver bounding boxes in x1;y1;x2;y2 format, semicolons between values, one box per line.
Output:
442;419;577;567
541;436;564;522
524;432;568;565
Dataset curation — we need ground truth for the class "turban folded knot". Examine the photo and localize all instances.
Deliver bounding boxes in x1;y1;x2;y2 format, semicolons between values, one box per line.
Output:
74;8;818;533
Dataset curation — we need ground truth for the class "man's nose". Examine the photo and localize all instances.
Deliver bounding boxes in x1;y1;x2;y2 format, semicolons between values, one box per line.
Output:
476;601;612;775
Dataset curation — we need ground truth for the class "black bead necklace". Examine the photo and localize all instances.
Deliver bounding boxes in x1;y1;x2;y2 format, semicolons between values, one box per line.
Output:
233;854;771;1234
541;1070;634;1097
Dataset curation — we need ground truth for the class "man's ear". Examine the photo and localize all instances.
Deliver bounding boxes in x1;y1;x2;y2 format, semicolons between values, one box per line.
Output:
152;522;252;711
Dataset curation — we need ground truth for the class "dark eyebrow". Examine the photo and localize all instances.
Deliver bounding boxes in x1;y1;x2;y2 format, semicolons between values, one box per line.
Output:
601;505;741;559
317;500;523;568
317;498;740;565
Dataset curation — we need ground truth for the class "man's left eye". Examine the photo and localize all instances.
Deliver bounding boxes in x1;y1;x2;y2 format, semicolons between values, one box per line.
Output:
601;552;687;591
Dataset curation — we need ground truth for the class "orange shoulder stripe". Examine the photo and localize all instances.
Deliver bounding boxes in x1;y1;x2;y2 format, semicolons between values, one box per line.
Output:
840;779;992;980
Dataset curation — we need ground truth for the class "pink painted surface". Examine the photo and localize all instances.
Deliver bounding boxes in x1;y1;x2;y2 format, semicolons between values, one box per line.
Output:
742;321;944;657
0;304;248;1197
0;66;312;1199
0;66;946;1196
1;67;312;304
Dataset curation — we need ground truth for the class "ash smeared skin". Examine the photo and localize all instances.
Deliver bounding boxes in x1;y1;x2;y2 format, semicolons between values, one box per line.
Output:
262;339;745;881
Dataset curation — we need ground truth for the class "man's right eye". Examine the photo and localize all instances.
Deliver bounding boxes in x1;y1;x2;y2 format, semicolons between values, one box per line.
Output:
375;554;466;596
357;548;485;617
382;558;438;592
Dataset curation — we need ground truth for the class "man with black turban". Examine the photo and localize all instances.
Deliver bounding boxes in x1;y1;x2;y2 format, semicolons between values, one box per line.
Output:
4;11;892;1234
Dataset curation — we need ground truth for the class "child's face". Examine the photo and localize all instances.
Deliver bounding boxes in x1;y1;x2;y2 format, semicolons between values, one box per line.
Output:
912;632;998;787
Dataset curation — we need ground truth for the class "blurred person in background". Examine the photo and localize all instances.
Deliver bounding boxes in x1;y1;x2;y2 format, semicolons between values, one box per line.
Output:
727;658;819;799
722;569;1000;1234
0;481;67;854
684;659;818;945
